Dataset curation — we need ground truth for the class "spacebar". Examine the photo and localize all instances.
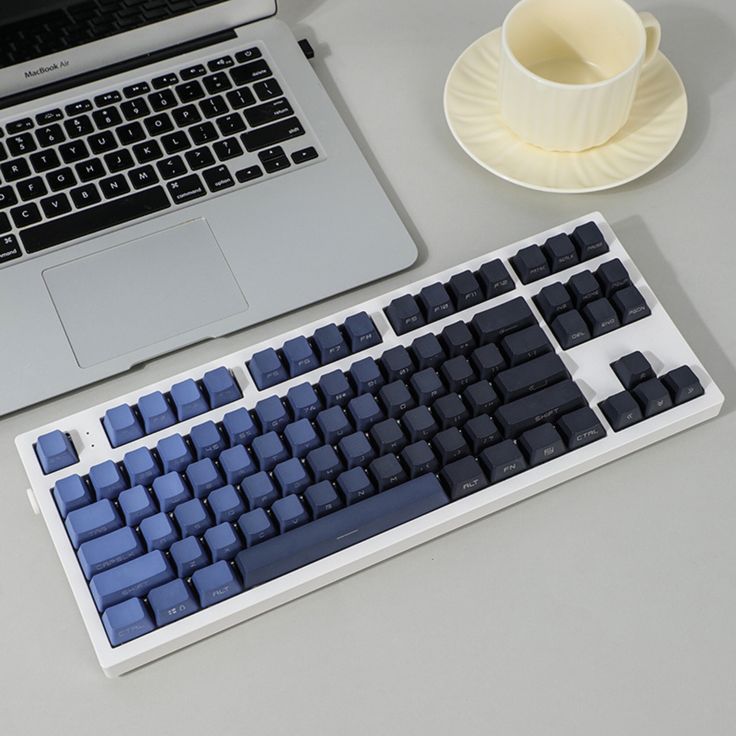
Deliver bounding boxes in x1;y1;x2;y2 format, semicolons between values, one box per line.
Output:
235;474;449;589
20;187;171;254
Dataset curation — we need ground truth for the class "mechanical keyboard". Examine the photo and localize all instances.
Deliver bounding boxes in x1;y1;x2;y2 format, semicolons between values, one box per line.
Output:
16;213;724;676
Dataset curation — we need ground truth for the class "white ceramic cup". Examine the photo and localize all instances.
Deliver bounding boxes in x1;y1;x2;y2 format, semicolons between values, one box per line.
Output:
497;0;661;152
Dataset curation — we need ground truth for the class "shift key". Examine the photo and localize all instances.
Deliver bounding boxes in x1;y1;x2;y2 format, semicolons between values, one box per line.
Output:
242;117;305;152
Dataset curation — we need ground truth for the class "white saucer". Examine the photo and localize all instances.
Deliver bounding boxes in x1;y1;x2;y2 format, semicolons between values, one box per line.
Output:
444;29;688;193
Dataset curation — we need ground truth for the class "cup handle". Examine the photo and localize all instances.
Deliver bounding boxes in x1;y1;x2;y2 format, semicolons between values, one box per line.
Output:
639;11;661;65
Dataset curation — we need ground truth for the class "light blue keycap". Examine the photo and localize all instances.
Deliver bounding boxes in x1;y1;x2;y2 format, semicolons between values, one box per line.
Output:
139;512;179;552
202;366;241;408
91;550;174;610
174;498;212;537
152;472;191;513
237;508;277;547
88;459;127;500
254;395;289;433
137;391;176;435
286;382;322;420
169;536;210;577
185;458;223;498
248;347;288;390
282;336;320;377
252;431;289;471
273;457;310;496
118;485;157;527
156;433;193;474
53;474;91;518
222;407;258;447
78;526;143;579
170;378;209;421
204;522;243;562
65;499;121;549
219;445;256;485
103;404;144;448
241;471;279;510
208;485;246;524
191;560;243;608
147;578;200;627
283;418;320;458
123;446;160;487
35;429;77;474
190;420;227;460
102;598;155;646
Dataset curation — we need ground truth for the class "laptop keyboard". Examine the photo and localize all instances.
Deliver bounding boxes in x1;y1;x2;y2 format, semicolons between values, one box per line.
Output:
0;43;319;266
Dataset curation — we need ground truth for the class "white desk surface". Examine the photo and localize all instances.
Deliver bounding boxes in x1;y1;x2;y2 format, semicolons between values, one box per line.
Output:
2;1;735;734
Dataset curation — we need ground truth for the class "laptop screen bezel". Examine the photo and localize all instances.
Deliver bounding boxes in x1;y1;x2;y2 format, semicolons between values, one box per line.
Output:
0;0;277;101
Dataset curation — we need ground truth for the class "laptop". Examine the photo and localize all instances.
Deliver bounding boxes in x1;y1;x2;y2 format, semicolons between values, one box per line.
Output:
0;0;418;417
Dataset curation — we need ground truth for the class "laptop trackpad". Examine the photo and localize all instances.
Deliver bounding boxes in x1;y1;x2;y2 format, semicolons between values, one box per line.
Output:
43;219;249;368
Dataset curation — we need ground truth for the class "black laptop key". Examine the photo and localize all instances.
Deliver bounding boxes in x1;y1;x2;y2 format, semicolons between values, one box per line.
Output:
235;48;262;64
100;175;131;200
208;55;234;71
172;104;202;127
534;282;573;323
1;159;31;182
129;165;159;190
133;140;164;163
11;202;42;228
0;233;21;263
479;440;527;484
175;80;205;103
117;122;146;145
543;233;579;273
180;65;206;80
75;159;105;182
64;115;94;138
235;166;263;183
161;131;191;154
550;310;591;350
145;113;174;137
231;60;272;86
17;177;47;202
0;142;6;162
7;133;37;157
202;165;235;192
6;118;33;134
599;391;642;431
123;82;151;98
258;147;291;173
518;424;566;467
94;91;121;107
157;156;187;180
0;186;17;209
242;117;305;152
477;259;515;298
244;99;294;128
148;90;177;112
292;147;318;164
495;352;568;403
186;147;216;170
36;124;65;148
227;87;257;110
571;221;609;261
611;286;651;325
168;174;207;204
65;100;92;115
47;167;77;192
36;109;63;125
202;72;232;96
20;186;170;253
557;407;606;449
633;378;673;418
30;149;61;173
661;366;705;405
88;132;116;155
121;98;150;121
190;122;218;145
511;244;550;284
71;183;101;209
470;297;536;345
213;137;243;161
152;73;178;90
0;213;10;233
103;149;134;173
385;294;425;335
200;96;229;119
216;114;246;136
92;107;122;129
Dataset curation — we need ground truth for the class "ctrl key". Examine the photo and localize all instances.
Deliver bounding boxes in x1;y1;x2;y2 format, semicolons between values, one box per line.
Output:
102;598;155;646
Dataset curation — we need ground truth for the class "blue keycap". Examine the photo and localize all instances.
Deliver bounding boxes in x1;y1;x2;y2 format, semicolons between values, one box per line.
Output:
283;418;321;458
282;336;320;377
219;445;256;485
208;484;246;523
343;312;381;352
319;369;354;408
147;578;200;627
202;366;241;408
78;526;143;579
123;446;160;487
185;458;223;498
252;431;289;471
156;433;193;474
249;347;288;390
192;560;243;608
90;550;174;611
152;472;191;513
35;429;77;474
88;459;127;500
169;536;209;577
255;395;290;433
204;522;243;562
137;391;176;435
337;467;376;505
170;378;209;421
65;499;121;549
338;432;376;469
238;508;277;547
271;494;310;533
140;512;179;551
241;471;279;509
273;457;311;496
222;407;258;447
174;498;211;537
189;420;227;460
350;357;385;394
347;393;384;431
286;382;322;420
102;404;144;448
118;484;157;527
313;323;350;364
307;445;343;482
316;406;353;445
102;598;155;645
304;481;343;519
53;474;91;518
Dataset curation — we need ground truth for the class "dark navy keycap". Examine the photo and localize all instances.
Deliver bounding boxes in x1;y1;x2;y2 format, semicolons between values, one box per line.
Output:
283;418;320;458
307;445;343;482
338;431;376;469
78;526;143;579
378;380;416;419
411;333;446;370
662;366;705;405
440;456;487;500
350;357;385;394
500;325;552;366
550;310;591;349
463;414;501;454
336;467;375;504
479;440;528;483
204;522;243;562
495;353;568;403
90;550;174;610
567;270;602;309
286;382;322;420
596;258;630;297
237;508;277;547
249;347;288;390
571;221;609;261
222;407;258;446
477;259;515;298
400;440;439;478
432;393;469;430
418;282;454;323
140;511;179;551
242;471;280;509
440;321;475;358
471;298;536;345
137;391;176;435
410;368;446;404
470;343;506;381
313;323;350;364
174;498;211;537
368;453;407;491
557;407;606;449
543;233;579;273
66;499;121;548
599;391;643;431
282;335;320;377
316;406;353;445
519;423;566;466
463;380;500;416
511;244;550;284
384;294;426;335
202;366;241;408
272;494;310;533
118;484;157;526
103;404;144;448
304;481;343;519
611;285;651;325
440;356;476;393
370;418;407;455
534;282;573;324
208;484;246;523
102;598;155;645
447;270;484;310
170;536;210;577
432;427;469;465
36;429;78;474
185;458;223;497
152;472;191;513
381;345;415;381
147;578;200;626
170;378;209;421
402;405;439;442
273;457;310;496
318;369;354;408
255;395;290;434
88;459;127;500
347;393;384;431
252;431;289;472
343;312;381;352
219;445;256;485
189;420;227;460
236;474;448;588
192;560;243;608
633;378;673;417
611;351;654;390
156;433;193;474
582;298;620;337
53;474;91;517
